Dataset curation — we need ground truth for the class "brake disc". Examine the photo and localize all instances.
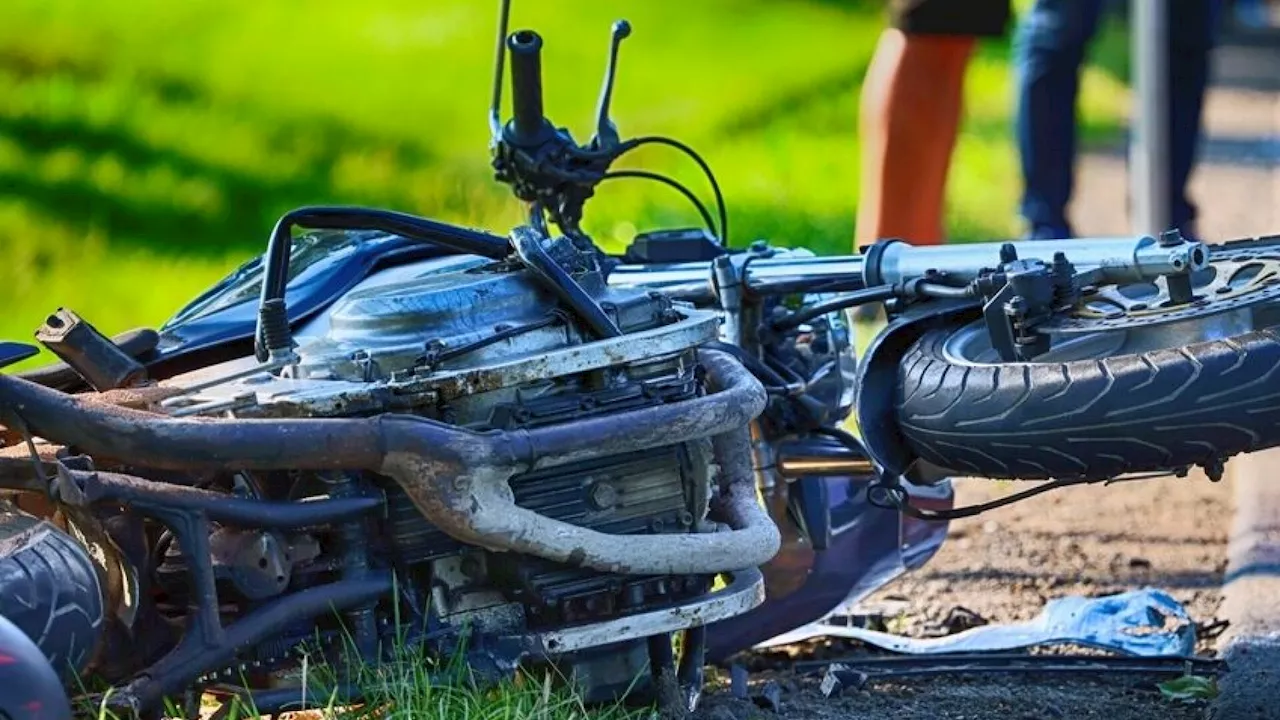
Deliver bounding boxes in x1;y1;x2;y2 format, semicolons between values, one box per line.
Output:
1042;244;1280;335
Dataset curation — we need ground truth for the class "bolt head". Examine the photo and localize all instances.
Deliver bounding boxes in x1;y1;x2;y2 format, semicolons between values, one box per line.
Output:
589;482;619;509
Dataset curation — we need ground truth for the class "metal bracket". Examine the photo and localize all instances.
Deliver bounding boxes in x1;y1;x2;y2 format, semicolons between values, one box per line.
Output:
981;282;1021;363
511;567;765;656
51;463;387;714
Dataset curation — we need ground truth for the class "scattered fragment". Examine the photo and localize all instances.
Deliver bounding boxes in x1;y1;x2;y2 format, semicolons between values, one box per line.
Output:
1128;557;1153;570
819;663;868;698
729;664;749;700
929;606;988;636
1157;675;1218;703
751;681;783;713
818;670;840;699
1196;618;1230;640
754;588;1195;657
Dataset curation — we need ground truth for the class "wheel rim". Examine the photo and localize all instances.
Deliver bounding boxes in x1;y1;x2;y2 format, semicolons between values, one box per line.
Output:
942;247;1280;366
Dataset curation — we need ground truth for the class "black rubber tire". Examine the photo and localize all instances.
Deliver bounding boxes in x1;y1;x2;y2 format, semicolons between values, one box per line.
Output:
0;500;105;680
0;613;74;720
895;325;1280;480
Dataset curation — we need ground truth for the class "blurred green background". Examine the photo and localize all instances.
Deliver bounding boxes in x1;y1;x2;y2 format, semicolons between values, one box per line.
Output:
0;0;1130;364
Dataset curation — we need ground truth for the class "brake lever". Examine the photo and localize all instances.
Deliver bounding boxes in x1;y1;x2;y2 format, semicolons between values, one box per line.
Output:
488;7;637;237
589;20;631;152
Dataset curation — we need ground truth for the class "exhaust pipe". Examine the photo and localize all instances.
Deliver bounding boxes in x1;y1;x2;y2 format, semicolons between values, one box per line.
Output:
0;350;780;576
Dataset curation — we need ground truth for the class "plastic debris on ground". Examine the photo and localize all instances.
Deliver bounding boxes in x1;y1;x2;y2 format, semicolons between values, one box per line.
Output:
1157;675;1219;702
750;681;783;713
729;664;750;700
754;588;1196;657
819;664;869;698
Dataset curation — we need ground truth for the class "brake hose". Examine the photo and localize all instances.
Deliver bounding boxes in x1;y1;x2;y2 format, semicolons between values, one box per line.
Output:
771;285;898;331
812;426;1173;521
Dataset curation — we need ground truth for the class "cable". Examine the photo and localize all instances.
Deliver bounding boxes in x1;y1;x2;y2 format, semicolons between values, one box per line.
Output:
771;285;898;331
602;171;718;240
812;426;1174;521
763;353;807;388
878;477;1095;521
701;342;791;394
429;312;567;367
876;470;1177;522
812;427;1049;520
747;276;869;297
621;136;728;245
9;412;48;491
253;206;510;361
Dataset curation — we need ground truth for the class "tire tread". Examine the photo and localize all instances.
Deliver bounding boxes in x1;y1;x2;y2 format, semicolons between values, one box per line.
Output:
0;503;104;678
895;327;1280;479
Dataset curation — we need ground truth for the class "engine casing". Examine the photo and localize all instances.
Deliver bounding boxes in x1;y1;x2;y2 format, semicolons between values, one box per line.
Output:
156;234;726;632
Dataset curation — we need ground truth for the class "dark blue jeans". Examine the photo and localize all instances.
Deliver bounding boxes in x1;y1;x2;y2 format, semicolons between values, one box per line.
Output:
1014;0;1222;239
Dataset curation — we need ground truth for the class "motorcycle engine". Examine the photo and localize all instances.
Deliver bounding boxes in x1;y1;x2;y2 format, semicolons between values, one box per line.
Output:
156;232;726;637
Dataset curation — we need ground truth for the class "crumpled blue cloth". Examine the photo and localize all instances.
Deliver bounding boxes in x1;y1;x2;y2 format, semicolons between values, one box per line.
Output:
757;588;1196;657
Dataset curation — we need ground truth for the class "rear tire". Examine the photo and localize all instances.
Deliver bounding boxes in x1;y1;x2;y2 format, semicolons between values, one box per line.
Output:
895;325;1280;480
0;500;105;680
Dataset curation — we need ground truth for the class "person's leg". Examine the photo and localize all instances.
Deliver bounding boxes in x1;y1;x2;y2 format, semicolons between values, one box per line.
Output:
1013;0;1105;239
855;31;974;246
854;0;1012;248
1166;0;1223;240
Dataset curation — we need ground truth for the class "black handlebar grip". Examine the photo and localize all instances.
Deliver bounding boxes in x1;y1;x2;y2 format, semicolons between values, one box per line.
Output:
507;30;547;144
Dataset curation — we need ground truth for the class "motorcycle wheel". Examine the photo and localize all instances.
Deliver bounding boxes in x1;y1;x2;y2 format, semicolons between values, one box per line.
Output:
0;612;74;720
895;247;1280;480
0;499;105;680
897;323;1280;480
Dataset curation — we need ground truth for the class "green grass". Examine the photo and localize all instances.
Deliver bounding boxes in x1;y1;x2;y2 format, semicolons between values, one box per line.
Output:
80;604;657;720
89;663;650;720
0;0;1131;363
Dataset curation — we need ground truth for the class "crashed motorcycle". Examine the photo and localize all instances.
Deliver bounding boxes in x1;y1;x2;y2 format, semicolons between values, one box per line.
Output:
5;3;1280;717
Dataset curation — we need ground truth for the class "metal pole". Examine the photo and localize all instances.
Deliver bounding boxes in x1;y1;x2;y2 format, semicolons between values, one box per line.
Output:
1129;0;1171;235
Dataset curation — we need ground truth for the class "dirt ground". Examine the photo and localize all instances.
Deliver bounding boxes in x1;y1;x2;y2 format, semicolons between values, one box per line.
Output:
691;475;1231;720
690;33;1280;720
694;676;1211;720
858;475;1231;658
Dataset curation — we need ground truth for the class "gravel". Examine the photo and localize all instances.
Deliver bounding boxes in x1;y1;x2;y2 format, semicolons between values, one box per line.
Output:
694;675;1210;720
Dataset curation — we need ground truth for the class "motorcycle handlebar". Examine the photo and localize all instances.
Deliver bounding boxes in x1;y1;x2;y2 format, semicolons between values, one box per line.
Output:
605;235;1210;297
507;30;548;144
